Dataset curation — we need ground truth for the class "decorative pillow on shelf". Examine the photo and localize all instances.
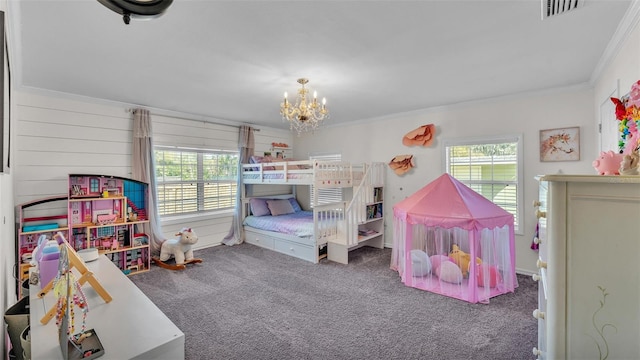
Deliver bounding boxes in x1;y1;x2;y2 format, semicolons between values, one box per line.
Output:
288;197;303;212
249;198;271;217
266;199;295;216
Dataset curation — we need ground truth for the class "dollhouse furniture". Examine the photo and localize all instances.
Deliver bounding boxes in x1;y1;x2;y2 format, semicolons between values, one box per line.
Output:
533;175;640;359
15;195;70;297
29;255;184;359
67;174;150;275
391;173;517;304
241;160;385;264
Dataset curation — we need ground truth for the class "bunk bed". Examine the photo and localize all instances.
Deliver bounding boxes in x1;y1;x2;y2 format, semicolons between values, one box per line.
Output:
241;159;385;264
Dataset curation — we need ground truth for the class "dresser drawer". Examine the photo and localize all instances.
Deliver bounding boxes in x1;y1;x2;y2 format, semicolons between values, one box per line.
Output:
274;239;315;262
245;232;276;249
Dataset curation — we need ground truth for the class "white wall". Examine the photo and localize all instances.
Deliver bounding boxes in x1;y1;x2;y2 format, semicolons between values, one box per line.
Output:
12;91;291;250
293;86;597;274
595;4;640;132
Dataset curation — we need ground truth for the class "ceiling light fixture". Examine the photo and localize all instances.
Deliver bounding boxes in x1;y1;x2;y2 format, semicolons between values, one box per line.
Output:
97;0;173;25
280;78;329;135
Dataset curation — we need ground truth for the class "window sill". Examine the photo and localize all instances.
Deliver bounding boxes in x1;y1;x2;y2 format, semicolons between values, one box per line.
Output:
160;209;234;226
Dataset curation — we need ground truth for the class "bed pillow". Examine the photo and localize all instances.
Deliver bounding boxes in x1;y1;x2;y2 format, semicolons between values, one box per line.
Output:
249;198;271;216
288;197;303;212
266;199;295;216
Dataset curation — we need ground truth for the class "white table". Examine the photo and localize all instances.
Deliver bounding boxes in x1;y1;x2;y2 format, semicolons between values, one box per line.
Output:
30;255;185;359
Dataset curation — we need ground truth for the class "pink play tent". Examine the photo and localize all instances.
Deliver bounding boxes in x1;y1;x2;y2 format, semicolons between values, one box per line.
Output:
391;173;518;303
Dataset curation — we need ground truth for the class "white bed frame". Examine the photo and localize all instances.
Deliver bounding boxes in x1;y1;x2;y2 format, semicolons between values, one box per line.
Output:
241;160;386;264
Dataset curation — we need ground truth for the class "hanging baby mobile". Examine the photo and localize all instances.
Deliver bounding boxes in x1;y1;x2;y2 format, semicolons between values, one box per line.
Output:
607;81;640;175
611;82;640;154
53;245;104;358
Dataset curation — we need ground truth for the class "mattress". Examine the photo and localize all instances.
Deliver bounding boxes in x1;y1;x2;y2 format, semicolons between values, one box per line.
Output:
243;211;314;237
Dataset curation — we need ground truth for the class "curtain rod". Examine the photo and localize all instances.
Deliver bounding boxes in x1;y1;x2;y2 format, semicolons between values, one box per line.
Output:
126;108;260;132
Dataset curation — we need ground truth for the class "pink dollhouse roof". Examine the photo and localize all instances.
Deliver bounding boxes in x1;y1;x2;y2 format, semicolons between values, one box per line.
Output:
393;173;514;230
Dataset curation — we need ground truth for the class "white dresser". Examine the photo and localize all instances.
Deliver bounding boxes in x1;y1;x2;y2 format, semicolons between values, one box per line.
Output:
533;175;640;360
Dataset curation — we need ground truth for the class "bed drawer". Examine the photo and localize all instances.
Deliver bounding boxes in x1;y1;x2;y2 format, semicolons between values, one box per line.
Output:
245;232;276;249
274;239;315;262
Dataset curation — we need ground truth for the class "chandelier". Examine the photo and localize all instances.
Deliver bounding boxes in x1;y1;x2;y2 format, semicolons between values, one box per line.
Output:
280;78;329;135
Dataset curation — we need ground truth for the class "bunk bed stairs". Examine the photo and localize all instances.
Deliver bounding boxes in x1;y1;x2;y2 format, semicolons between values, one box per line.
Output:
327;162;386;264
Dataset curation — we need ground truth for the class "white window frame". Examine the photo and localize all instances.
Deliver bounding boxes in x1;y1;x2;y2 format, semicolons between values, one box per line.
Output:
442;134;523;235
309;153;342;206
154;146;239;218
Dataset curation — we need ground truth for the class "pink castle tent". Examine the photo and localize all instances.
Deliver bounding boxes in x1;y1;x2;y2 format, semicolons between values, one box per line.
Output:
391;173;517;303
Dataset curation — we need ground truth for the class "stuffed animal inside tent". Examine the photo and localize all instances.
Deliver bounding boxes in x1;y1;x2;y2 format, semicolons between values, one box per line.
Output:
449;244;482;278
436;260;463;284
410;249;431;277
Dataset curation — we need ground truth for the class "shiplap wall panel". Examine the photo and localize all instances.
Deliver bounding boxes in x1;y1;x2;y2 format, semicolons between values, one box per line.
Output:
163;215;232;250
14;91;293;249
153;115;239;150
18;136;132;154
14;93;131;204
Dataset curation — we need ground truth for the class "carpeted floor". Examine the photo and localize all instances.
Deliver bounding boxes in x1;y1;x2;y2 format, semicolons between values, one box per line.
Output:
132;244;538;360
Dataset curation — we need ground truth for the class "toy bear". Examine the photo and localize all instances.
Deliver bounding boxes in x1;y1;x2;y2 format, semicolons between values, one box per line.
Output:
155;228;202;270
449;244;482;278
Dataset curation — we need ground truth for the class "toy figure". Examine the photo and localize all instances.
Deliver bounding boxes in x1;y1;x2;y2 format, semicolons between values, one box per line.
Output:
153;228;202;270
592;151;624;175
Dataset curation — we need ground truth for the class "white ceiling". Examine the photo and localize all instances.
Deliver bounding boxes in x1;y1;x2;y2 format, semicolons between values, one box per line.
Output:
7;0;634;130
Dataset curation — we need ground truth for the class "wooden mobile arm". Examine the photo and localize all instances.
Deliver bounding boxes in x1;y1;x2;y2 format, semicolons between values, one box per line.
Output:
39;234;112;325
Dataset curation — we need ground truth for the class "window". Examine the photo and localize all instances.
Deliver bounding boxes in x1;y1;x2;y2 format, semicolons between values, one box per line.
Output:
310;153;342;206
443;135;523;233
154;147;239;216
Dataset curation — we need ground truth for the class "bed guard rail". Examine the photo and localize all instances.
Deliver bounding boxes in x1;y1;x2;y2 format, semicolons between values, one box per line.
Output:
313;201;347;245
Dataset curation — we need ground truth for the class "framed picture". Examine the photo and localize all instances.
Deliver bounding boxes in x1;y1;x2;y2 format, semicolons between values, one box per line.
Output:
540;126;580;162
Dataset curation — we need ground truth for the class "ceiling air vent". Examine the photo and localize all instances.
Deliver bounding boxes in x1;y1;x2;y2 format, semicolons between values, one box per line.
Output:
541;0;583;19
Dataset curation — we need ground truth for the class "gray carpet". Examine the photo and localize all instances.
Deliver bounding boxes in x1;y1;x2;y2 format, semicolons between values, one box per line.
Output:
131;244;538;360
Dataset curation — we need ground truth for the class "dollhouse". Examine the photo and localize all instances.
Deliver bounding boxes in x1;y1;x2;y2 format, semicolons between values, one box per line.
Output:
15;175;151;291
67;175;150;274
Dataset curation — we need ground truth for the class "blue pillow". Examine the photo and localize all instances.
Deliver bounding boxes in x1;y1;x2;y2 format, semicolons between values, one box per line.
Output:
288;197;302;212
250;198;271;216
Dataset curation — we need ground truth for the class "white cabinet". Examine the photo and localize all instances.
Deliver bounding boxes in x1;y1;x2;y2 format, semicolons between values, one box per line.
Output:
535;175;640;360
30;256;185;359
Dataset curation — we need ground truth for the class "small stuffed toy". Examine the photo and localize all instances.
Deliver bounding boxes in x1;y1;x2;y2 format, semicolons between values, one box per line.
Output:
155;228;202;270
449;244;482;278
620;149;639;175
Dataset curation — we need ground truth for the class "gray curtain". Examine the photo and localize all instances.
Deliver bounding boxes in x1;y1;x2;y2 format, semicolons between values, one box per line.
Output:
223;125;255;245
131;109;166;255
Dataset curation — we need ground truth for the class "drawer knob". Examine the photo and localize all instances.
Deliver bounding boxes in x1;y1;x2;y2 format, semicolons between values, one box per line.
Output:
536;210;546;219
532;274;541;282
533;200;541;207
536;259;547;269
533;237;541;245
532;309;545;320
533;347;542;356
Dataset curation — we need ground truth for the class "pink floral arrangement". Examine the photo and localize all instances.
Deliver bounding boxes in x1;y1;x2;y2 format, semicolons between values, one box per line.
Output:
611;80;640;154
